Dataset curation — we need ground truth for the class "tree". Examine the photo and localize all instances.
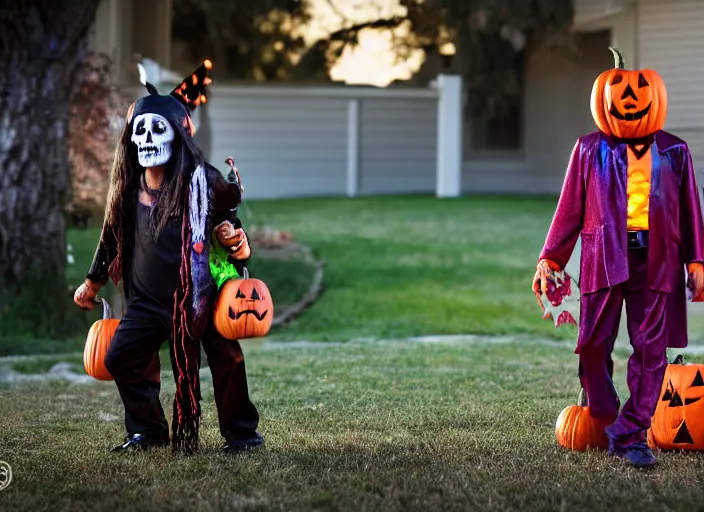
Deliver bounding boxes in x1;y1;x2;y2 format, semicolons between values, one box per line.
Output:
426;0;574;116
310;0;574;116
0;0;101;333
172;0;573;113
172;0;319;81
67;52;132;228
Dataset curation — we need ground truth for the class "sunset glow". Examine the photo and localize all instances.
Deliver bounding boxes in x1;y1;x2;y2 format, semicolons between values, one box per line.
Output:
304;0;425;87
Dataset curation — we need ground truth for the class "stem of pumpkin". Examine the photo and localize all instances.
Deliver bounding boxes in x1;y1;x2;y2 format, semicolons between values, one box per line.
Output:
577;387;587;407
609;46;625;69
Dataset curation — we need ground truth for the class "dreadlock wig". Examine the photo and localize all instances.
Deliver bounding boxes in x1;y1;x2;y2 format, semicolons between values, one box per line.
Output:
93;59;243;453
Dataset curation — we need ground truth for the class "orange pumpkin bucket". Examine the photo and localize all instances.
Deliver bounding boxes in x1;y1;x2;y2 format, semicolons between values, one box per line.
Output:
83;297;120;381
214;268;273;340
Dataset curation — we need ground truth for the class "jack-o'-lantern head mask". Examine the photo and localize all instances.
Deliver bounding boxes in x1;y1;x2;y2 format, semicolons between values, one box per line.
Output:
590;47;668;140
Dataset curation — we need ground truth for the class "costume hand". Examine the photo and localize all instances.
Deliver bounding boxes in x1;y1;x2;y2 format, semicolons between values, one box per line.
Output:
532;259;561;307
687;262;704;301
74;279;101;310
215;221;251;259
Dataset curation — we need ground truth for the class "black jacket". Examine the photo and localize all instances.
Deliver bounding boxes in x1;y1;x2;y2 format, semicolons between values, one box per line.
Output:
86;163;249;299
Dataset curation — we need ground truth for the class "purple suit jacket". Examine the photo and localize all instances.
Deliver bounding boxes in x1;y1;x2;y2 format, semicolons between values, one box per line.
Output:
540;130;704;296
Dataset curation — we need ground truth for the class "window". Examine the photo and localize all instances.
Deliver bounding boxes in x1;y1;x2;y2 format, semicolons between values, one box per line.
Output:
464;50;525;154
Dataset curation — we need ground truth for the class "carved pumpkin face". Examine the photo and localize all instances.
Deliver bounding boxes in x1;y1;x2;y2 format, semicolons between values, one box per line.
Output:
648;358;704;450
590;47;667;139
555;388;612;451
214;276;273;340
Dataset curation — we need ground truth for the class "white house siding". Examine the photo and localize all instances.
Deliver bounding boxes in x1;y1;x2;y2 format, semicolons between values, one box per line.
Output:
638;0;704;169
470;0;704;196
121;83;445;198
462;159;533;193
462;29;613;194
206;87;349;199
574;0;630;25
358;97;437;195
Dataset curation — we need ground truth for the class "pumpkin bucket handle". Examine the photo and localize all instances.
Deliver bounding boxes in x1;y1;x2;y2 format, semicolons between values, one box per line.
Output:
672;354;685;365
242;266;249;279
93;296;113;320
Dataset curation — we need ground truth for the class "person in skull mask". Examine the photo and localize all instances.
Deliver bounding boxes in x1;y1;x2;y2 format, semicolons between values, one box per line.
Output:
73;60;263;455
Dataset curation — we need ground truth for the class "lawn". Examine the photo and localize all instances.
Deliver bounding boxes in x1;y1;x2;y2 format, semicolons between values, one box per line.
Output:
14;194;704;352
4;194;704;510
237;195;574;342
4;195;567;355
235;195;704;343
0;224;318;356
3;339;704;511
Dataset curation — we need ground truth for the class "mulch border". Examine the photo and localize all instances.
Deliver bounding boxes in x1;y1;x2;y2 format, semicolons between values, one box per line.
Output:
267;242;325;327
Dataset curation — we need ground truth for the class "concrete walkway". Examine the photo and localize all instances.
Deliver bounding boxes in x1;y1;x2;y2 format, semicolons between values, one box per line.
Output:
3;332;704;384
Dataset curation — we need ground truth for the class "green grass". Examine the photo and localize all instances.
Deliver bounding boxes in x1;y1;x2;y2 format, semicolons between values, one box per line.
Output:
0;227;317;356
9;356;86;375
2;339;704;511
236;195;574;341
4;195;704;510
14;193;704;353
2;194;569;355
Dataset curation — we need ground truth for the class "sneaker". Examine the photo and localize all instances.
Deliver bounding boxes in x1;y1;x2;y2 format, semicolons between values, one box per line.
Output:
622;442;657;469
605;426;657;469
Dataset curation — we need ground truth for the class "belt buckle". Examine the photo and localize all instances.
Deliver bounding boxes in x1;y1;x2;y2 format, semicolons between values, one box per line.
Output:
628;230;646;248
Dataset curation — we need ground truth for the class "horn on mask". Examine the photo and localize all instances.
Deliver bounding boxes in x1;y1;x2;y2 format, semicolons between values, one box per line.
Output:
171;59;213;112
137;62;160;96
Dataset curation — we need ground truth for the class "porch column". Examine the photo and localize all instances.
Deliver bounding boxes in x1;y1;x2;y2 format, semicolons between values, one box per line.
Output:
346;98;360;197
436;74;463;198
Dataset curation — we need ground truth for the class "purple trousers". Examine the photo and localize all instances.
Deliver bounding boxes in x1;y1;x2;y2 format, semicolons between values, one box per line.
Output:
576;248;670;446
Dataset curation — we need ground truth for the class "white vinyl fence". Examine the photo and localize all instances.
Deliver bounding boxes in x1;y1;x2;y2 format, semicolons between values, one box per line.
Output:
139;75;463;200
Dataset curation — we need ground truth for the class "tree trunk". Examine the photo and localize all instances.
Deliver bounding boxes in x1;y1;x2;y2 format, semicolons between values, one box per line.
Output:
0;0;101;315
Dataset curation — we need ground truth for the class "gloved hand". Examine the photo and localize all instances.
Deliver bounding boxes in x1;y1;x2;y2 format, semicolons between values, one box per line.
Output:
215;221;251;260
532;259;561;305
687;262;704;301
74;279;101;310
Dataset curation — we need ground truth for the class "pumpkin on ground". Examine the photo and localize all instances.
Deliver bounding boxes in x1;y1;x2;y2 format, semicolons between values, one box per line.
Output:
648;355;704;451
555;388;612;451
83;297;119;381
590;47;668;140
214;268;273;340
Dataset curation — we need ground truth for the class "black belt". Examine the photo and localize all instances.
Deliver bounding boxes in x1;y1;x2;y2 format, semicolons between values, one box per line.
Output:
627;230;649;249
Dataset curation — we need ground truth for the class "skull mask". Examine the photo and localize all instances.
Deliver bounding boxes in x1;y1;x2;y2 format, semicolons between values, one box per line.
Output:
131;113;175;168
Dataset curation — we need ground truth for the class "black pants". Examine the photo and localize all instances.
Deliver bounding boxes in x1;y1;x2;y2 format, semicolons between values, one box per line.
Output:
104;300;259;443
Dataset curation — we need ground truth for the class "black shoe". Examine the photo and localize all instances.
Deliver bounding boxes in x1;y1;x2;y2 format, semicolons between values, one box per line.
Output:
221;432;264;454
111;432;169;453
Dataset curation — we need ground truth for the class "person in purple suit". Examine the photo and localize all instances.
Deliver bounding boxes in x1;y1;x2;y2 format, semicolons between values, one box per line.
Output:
533;48;704;468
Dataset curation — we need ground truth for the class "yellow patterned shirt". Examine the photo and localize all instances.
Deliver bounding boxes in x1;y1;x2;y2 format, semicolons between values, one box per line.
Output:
626;145;652;231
